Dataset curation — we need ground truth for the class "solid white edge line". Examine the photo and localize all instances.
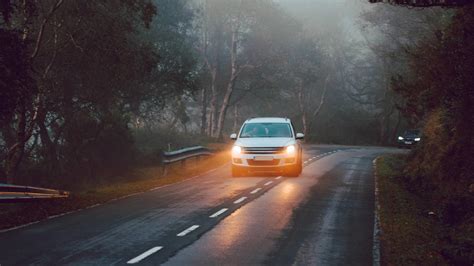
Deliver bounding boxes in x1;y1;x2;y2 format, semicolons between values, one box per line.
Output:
209;208;228;218
250;188;262;194
234;196;247;204
127;246;163;264
264;181;273;186
373;157;381;266
177;225;200;237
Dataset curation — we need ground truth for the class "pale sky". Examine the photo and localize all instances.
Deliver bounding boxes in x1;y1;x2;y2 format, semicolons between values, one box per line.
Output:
276;0;371;41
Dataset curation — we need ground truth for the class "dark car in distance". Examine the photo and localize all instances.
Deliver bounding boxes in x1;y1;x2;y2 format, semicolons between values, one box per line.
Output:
397;129;421;148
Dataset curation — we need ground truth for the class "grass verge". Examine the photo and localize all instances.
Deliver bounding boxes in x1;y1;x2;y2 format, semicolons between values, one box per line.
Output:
0;150;230;232
376;155;449;265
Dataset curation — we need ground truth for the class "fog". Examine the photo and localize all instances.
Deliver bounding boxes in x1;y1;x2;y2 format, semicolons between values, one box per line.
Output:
278;0;369;37
2;2;472;262
0;0;460;184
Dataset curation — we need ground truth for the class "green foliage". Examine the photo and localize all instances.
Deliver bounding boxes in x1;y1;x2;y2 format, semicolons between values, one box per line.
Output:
386;7;474;264
0;28;34;125
0;0;198;186
377;155;473;265
376;155;449;265
393;6;474;222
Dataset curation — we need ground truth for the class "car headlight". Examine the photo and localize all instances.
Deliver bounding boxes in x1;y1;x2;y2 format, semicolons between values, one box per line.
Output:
398;136;404;140
415;138;421;141
232;145;242;155
286;145;296;155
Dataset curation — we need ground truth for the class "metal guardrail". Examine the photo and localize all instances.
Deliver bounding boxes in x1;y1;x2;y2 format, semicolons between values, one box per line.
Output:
162;146;213;164
0;184;70;203
162;146;214;175
0;146;212;202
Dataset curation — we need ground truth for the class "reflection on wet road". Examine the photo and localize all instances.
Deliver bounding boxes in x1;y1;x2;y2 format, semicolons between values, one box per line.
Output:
0;145;402;265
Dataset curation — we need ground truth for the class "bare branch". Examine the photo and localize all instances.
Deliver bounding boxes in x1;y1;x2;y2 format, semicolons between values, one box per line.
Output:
311;74;330;118
368;0;472;7
30;0;65;60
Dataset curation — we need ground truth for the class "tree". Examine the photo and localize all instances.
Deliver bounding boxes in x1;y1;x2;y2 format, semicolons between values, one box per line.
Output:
368;0;472;7
196;0;311;139
0;0;198;184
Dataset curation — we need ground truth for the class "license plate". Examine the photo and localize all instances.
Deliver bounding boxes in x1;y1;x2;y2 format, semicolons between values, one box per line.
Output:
405;141;413;144
254;156;273;161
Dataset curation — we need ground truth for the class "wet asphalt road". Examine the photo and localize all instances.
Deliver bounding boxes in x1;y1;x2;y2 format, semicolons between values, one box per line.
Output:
0;145;400;265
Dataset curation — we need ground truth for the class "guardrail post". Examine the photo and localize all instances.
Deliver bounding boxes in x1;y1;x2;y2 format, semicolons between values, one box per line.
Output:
162;165;168;176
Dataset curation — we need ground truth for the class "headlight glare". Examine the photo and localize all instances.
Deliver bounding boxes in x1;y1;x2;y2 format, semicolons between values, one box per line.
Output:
398;136;404;140
286;145;296;155
232;145;242;155
415;138;421;141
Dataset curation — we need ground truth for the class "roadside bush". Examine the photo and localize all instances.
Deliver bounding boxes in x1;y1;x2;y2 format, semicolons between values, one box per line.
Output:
392;6;474;263
133;127;218;166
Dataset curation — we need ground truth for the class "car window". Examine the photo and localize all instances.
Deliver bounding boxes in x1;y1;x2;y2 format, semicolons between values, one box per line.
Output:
240;123;293;138
404;130;420;136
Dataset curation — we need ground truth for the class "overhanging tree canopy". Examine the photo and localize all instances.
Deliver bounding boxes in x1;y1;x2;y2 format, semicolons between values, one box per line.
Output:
368;0;472;7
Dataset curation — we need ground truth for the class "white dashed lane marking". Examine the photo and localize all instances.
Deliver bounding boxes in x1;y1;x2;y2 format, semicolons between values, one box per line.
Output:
125;150;342;264
209;208;228;218
234;196;247;204
250;188;262;194
177;225;200;237
127;246;163;264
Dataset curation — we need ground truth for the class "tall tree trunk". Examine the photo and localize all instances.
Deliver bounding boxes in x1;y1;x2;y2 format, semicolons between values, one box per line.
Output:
200;86;208;135
379;113;386;145
297;81;308;136
232;104;239;133
215;75;236;139
307;73;330;134
215;28;239;140
391;110;402;143
200;14;222;138
209;71;218;137
206;109;213;136
301;112;308;137
4;105;28;184
37;108;58;175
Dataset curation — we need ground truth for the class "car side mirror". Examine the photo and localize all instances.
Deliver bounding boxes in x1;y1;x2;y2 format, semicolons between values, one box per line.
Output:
230;133;237;140
296;133;305;140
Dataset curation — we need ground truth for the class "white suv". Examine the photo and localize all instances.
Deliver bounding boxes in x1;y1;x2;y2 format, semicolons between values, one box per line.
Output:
230;117;304;177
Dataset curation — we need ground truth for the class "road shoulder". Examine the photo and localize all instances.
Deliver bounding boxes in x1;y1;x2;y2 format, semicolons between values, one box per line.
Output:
0;151;230;232
375;155;449;265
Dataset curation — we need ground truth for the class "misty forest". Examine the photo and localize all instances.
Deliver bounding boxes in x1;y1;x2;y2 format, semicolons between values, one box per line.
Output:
1;0;474;264
1;0;473;234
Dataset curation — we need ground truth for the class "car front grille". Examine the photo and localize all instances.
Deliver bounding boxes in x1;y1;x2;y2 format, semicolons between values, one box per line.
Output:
247;159;280;166
242;147;285;154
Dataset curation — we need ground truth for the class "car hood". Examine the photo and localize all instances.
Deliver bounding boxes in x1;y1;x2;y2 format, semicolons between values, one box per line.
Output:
235;138;295;148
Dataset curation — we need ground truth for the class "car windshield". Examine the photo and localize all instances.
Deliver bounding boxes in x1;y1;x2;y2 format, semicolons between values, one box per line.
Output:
240;123;293;138
404;130;420;136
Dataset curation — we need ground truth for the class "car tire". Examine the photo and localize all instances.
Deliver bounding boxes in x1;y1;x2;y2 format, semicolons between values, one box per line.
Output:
232;165;245;177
